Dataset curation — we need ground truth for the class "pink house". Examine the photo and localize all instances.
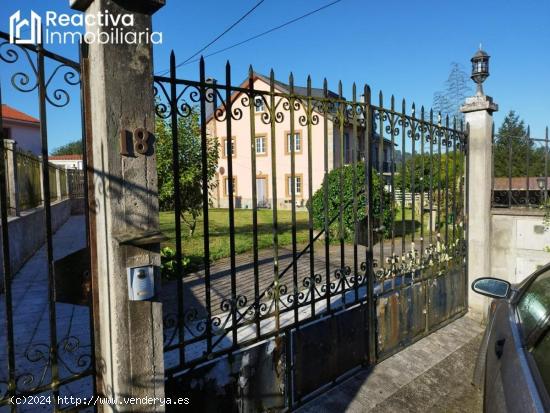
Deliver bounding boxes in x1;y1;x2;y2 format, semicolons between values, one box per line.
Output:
207;73;393;209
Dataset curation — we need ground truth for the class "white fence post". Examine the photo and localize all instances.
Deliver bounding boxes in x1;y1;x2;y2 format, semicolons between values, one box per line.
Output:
4;140;19;216
461;90;498;321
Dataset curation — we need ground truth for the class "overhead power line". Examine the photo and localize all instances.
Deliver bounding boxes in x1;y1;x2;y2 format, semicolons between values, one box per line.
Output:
158;0;343;74
157;0;266;75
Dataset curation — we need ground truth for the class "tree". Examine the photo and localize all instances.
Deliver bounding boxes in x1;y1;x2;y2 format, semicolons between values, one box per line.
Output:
393;152;465;227
310;163;393;240
493;111;542;177
433;63;472;121
156;109;219;236
51;139;82;156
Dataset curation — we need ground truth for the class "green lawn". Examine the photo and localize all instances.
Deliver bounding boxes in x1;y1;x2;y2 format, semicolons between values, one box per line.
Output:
160;207;458;267
160;209;310;265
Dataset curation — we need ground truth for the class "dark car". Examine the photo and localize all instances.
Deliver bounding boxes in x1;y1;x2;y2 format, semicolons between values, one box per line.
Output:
472;267;550;412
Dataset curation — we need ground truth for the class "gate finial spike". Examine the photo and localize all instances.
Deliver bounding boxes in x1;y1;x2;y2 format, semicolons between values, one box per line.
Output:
364;84;371;103
323;78;328;96
248;65;253;77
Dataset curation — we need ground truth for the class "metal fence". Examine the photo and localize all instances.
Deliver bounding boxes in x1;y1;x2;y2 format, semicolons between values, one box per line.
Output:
155;54;468;405
16;150;42;210
492;126;550;208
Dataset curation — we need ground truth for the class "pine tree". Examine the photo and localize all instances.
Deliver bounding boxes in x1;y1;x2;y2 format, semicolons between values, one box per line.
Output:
432;63;472;121
493;110;536;177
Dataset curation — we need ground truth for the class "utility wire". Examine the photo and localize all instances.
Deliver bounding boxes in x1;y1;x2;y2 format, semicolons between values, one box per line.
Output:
157;0;342;74
158;0;266;75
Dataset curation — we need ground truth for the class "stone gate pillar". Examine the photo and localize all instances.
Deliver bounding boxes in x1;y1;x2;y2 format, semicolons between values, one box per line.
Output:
70;0;166;410
461;92;498;322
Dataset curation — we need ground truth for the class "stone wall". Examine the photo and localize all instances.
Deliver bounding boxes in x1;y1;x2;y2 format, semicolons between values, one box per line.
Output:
0;199;72;292
490;209;550;284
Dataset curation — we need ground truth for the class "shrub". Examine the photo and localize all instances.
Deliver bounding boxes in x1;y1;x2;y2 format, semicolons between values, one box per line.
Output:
161;247;190;279
310;163;393;241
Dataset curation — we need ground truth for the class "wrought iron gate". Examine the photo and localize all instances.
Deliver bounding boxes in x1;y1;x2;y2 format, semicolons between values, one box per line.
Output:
0;29;468;410
0;32;96;411
155;53;469;410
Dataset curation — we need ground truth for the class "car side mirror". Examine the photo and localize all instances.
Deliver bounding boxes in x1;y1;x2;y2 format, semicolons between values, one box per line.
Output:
471;277;511;299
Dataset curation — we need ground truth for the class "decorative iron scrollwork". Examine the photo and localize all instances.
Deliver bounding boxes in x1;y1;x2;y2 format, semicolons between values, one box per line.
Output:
0;40;80;108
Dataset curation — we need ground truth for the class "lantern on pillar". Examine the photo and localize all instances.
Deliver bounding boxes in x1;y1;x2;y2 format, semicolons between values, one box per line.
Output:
471;47;490;96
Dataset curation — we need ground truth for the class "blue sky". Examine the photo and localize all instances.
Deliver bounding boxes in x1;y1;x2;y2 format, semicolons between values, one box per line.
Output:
0;0;549;151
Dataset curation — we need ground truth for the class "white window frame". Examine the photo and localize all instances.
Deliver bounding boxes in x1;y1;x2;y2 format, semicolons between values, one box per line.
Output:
255;136;266;154
286;132;301;153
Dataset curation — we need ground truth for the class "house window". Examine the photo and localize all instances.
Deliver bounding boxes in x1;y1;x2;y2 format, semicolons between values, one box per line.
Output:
286;132;301;154
223;176;237;196
344;133;351;164
223;137;236;157
255;136;267;155
286;174;303;197
254;96;265;112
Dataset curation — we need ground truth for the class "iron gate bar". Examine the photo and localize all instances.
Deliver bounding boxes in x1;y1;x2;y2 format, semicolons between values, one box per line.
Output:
169;51;186;367
307;76;316;319
427;109;434;244
526;126;530;206
444;116;449;244
289;73;298;325
248;66;261;339
452;118;459;241
411;104;417;247
352;84;359;303
364;85;377;365
323;78;331;314
225;60;238;349
269;69;281;334
390;97;398;293
508;129;512;208
338;81;345;303
401;100;407;255
37;40;61;410
388;96;395;269
200;57;214;354
0;84;17;413
377;93;384;293
420;106;430;258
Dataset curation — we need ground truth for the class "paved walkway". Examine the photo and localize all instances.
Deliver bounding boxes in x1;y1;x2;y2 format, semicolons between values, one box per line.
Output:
296;315;484;413
0;216;93;412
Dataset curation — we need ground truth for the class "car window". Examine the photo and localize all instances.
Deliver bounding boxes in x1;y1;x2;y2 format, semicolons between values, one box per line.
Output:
532;330;550;396
517;269;550;339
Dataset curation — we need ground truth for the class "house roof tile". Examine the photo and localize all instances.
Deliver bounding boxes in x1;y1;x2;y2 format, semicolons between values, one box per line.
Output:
1;104;40;124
